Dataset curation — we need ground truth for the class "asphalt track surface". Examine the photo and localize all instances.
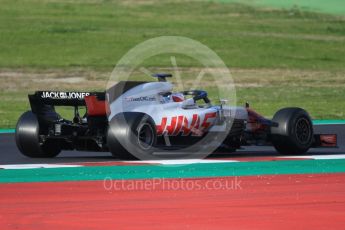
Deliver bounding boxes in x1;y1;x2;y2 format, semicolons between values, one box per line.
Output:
0;124;344;164
0;124;344;229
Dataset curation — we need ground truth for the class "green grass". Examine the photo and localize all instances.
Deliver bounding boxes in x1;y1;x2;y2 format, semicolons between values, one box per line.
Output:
236;87;345;119
0;0;344;128
0;0;344;69
0;92;29;128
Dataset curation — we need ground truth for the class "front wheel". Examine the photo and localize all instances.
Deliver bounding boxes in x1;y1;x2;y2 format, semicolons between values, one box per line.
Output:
270;108;313;155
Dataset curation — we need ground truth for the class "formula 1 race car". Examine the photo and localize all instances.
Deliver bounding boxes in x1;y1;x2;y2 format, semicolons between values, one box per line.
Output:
15;73;337;159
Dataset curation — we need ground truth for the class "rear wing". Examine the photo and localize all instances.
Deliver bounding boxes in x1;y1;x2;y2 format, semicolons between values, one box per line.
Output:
29;91;105;107
28;91;106;119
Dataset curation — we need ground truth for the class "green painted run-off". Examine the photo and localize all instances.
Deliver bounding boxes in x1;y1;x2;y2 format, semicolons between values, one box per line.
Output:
1;159;345;183
218;0;345;15
313;120;345;125
0;129;15;134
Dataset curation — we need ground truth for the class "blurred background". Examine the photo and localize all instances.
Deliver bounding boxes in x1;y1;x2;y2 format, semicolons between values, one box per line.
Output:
0;0;344;128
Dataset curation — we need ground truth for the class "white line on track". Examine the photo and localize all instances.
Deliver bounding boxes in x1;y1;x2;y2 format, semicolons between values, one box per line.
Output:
0;164;82;170
280;154;345;160
1;154;345;169
126;159;239;165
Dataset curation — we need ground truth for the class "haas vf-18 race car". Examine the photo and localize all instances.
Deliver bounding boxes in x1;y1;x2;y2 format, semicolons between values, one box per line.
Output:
15;73;337;159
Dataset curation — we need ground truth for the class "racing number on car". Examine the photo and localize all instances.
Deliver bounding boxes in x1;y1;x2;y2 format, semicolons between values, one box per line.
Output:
156;112;217;136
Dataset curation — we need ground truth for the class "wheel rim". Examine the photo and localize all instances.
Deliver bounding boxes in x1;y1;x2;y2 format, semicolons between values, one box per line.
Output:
137;123;154;150
295;117;312;145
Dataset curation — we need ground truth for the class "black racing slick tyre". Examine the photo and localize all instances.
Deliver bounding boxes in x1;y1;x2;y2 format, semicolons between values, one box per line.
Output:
270;108;313;155
107;112;157;160
15;111;61;158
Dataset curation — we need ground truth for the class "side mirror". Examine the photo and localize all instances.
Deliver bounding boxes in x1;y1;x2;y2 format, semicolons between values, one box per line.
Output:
219;99;228;109
220;99;228;105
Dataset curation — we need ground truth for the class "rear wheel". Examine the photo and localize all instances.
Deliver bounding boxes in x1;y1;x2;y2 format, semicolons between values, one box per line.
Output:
15;111;61;158
270;108;313;155
107;112;157;160
137;122;155;151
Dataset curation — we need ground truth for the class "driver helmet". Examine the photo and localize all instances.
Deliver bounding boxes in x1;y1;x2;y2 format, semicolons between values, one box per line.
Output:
171;92;185;102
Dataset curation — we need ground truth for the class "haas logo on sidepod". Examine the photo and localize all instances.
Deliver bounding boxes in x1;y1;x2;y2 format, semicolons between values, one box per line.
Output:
156;112;217;136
